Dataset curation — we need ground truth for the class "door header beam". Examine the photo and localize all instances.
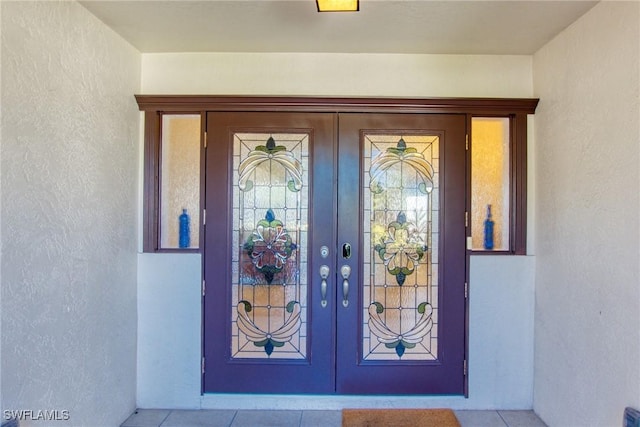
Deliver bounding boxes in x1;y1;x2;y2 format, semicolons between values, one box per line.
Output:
135;95;539;115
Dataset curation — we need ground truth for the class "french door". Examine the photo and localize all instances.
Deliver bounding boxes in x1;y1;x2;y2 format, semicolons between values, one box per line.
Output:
203;112;466;395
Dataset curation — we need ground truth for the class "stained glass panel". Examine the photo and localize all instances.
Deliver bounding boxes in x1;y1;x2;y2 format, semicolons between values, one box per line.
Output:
231;133;309;359
363;134;439;361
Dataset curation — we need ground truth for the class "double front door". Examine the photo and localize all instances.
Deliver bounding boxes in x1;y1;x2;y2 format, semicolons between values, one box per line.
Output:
203;112;466;395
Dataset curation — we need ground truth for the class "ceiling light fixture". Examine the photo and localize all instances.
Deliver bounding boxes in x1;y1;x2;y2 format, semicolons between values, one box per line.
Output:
316;0;359;12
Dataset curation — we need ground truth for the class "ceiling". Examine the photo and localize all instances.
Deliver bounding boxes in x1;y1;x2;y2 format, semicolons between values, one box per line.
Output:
80;0;598;55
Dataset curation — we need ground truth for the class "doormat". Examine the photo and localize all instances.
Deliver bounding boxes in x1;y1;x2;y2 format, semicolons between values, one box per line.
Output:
342;408;460;427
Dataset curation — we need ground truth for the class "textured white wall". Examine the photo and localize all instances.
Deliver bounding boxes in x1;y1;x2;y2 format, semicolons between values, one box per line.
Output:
1;1;140;426
138;52;537;409
137;253;201;409
141;52;532;97
533;2;640;426
137;253;535;411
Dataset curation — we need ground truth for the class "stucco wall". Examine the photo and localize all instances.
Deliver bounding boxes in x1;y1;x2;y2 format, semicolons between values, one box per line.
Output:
141;52;532;98
533;2;640;426
1;1;140;425
138;52;537;409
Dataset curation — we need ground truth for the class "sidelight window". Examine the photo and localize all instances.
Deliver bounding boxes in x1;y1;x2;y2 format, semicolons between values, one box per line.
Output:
136;97;536;255
469;114;528;254
142;111;202;252
470;117;511;252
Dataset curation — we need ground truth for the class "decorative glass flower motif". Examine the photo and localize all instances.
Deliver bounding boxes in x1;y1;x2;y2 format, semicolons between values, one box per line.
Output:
244;209;297;284
375;212;427;285
370;138;434;195
368;302;433;358
238;136;303;192
237;300;301;356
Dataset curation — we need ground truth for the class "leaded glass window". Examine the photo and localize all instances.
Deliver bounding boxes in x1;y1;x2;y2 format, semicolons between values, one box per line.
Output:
231;133;309;359
363;134;439;361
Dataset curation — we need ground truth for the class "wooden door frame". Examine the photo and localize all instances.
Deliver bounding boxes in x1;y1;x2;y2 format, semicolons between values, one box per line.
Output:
335;113;468;394
202;112;337;394
135;95;539;397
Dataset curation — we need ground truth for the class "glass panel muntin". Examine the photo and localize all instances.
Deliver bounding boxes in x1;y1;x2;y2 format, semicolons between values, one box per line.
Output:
363;133;439;362
231;133;309;360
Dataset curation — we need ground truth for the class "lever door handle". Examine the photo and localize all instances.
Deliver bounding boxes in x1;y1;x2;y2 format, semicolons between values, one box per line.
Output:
340;265;351;308
319;265;330;308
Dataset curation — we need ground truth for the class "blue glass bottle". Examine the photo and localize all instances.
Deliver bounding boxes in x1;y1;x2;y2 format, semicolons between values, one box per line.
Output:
179;208;190;248
483;204;494;250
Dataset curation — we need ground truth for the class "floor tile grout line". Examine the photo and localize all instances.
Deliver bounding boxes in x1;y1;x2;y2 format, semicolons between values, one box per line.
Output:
228;410;239;427
158;409;172;427
496;410;510;427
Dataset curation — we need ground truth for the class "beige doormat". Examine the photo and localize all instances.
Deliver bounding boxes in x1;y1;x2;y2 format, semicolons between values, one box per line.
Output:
342;408;461;427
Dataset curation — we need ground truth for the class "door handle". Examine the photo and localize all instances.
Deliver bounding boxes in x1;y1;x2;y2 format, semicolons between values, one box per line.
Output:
319;265;330;308
340;265;351;308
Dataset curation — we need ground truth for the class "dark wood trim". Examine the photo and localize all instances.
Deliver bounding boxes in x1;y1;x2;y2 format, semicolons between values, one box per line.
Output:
469;250;513;255
143;111;160;252
135;95;539;115
513;113;528;255
155;248;200;254
464;113;471;397
200;110;206;395
465;113;473;253
198;110;206;252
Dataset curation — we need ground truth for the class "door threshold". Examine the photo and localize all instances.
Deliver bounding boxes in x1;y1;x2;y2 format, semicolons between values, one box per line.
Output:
200;394;470;411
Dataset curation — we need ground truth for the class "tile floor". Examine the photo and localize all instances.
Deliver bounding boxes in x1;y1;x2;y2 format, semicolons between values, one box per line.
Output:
121;409;548;427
